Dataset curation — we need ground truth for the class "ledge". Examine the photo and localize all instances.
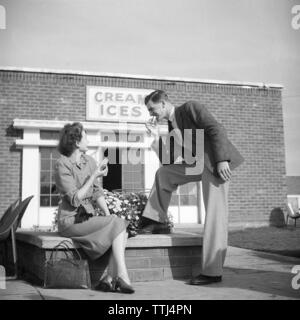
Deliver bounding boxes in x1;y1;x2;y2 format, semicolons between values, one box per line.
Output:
0;66;283;89
14;139;151;149
12;119;169;134
16;230;203;249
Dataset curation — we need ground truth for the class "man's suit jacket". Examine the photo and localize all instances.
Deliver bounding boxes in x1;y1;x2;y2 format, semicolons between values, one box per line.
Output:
158;100;244;178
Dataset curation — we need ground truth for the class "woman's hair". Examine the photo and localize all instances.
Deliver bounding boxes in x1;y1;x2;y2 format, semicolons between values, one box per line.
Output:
57;122;84;156
144;90;169;105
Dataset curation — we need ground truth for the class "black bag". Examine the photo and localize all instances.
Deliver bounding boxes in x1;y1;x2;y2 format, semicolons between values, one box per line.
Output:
44;240;91;289
74;205;93;224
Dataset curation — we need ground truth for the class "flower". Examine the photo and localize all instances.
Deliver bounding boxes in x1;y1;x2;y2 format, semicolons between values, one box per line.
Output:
52;189;173;238
52;207;59;232
97;189;149;237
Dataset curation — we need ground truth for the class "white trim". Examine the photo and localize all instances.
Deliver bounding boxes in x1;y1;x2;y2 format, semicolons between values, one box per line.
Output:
16;139;58;147
0;66;283;89
15;139;152;149
38;207;56;227
13;118;145;131
13;118;168;134
169;206;199;224
21;129;40;228
13;118;168;149
144;142;160;190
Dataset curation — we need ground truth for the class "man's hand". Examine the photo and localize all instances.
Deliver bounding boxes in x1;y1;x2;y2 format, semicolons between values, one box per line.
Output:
145;118;159;140
217;161;231;182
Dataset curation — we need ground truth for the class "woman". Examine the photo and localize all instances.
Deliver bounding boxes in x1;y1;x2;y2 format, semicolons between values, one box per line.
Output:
54;122;134;294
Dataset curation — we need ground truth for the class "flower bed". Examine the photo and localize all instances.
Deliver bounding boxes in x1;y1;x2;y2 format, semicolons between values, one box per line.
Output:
52;189;174;237
96;189;149;237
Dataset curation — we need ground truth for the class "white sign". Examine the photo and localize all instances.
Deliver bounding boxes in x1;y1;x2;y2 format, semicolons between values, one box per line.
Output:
86;86;153;123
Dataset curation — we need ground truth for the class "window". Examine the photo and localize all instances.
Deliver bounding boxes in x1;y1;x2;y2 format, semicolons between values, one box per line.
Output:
102;131;119;142
127;132;144;142
170;182;197;206
122;148;145;191
40;130;59;140
40;147;60;207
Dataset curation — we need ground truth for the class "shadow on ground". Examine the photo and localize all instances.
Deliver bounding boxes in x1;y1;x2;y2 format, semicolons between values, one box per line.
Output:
181;266;299;299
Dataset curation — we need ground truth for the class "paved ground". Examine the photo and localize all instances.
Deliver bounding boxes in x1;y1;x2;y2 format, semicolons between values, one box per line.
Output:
1;246;300;300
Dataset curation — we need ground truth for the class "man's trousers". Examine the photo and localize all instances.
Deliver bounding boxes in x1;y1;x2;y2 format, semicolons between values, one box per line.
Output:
142;163;229;276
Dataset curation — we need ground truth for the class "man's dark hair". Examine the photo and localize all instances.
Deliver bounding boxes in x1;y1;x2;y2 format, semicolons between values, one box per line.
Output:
144;90;169;105
57;122;84;157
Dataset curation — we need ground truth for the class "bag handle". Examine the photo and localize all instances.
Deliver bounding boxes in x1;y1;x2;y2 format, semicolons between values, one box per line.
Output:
48;240;82;266
57;240;83;262
48;243;71;263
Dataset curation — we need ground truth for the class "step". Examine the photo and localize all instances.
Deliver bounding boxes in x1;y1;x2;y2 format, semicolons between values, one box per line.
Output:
15;229;203;284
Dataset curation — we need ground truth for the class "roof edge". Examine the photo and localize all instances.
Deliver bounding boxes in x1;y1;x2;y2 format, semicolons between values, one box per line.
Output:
0;66;283;89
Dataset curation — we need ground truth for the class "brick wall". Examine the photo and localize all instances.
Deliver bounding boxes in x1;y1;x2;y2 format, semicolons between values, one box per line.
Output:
0;70;287;224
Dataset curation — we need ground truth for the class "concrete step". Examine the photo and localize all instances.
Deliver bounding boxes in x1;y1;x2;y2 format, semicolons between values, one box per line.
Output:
15;229;203;284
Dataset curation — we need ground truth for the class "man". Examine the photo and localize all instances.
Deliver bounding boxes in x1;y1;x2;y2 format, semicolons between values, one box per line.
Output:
140;90;244;285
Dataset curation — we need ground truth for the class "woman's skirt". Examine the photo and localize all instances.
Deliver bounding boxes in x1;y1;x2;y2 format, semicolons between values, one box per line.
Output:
59;215;129;260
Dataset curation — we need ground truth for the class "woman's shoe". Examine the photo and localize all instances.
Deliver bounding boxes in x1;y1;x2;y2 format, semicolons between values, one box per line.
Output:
112;276;135;294
94;276;114;292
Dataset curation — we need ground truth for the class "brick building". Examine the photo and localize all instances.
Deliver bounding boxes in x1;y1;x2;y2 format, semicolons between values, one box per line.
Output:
0;67;287;228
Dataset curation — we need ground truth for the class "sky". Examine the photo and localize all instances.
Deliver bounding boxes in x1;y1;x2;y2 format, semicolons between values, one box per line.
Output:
0;0;299;175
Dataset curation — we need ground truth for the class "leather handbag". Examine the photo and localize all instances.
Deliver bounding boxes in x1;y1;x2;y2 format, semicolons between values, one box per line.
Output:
74;204;93;224
44;240;91;289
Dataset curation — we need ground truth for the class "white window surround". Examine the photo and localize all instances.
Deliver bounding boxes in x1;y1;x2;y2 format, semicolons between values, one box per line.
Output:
13;119;160;228
13;118;168;147
13;118;204;228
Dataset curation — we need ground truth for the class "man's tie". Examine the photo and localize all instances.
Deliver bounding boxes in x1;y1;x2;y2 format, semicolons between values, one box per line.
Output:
167;120;175;164
168;120;174;132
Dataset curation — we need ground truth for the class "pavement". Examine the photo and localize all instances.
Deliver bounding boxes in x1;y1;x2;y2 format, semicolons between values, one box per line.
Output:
1;246;300;300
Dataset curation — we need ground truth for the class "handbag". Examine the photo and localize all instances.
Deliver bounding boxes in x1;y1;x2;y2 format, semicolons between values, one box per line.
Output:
44;240;91;289
74;204;93;224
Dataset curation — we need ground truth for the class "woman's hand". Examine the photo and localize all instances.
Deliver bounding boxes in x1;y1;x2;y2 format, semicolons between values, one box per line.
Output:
100;166;108;177
100;157;109;169
94;158;109;177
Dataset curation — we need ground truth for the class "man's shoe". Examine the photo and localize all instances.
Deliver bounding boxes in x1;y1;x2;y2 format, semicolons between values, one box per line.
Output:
138;223;172;234
189;274;222;285
152;223;172;234
137;223;154;234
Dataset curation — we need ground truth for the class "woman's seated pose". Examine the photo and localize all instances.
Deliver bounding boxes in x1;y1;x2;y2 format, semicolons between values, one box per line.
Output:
54;122;134;293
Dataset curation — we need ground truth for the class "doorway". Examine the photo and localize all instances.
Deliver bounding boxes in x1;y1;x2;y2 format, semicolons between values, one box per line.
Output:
103;148;122;191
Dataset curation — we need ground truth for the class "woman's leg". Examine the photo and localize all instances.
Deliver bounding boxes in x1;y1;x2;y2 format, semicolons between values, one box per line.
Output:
104;230;129;283
111;230;130;284
106;251;116;279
